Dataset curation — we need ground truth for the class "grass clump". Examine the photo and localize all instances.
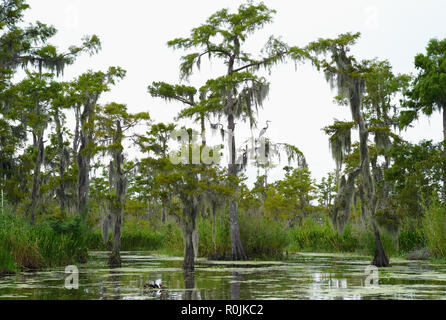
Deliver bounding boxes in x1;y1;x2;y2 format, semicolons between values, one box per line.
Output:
423;200;446;258
286;215;402;257
198;211;289;260
0;212;89;274
88;217;183;255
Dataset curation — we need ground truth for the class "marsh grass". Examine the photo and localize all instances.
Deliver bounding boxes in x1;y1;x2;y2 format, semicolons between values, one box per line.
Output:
286;215;403;257
0;212;89;274
423;200;446;258
88;217;183;255
198;213;289;260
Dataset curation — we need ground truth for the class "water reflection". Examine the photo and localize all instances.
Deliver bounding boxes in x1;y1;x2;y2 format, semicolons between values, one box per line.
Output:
110;270;121;300
2;252;446;300
230;272;242;300
183;270;198;300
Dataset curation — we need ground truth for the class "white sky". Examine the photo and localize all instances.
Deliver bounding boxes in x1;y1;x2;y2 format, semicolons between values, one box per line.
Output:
23;0;446;186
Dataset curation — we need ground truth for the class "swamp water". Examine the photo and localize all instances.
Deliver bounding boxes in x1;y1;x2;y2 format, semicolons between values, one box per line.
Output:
1;251;446;300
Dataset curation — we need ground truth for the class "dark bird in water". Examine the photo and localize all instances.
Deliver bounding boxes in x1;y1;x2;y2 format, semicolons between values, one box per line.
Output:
144;280;168;290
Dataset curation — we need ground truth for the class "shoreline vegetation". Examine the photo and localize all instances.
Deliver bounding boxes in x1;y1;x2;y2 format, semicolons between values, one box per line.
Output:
1;204;443;275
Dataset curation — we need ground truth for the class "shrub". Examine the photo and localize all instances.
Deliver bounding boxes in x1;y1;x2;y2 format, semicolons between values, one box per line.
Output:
240;215;289;260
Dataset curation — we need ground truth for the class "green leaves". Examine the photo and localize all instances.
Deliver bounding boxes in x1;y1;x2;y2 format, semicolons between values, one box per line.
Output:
0;0;30;29
168;1;275;48
307;32;361;56
403;38;446;129
148;82;196;105
167;1;308;81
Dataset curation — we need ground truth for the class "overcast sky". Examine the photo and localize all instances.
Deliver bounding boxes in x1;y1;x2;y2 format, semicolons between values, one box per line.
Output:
24;0;446;186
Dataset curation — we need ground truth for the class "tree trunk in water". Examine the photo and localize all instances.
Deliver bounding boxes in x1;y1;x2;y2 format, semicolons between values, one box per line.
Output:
184;228;195;271
29;131;44;225
229;200;246;260
350;76;390;267
109;120;125;268
109;207;122;268
183;197;199;271
227;113;247;261
225;40;247;261
372;223;390;267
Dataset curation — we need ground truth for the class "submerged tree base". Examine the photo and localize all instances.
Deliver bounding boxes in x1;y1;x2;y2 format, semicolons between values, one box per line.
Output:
109;252;121;268
372;224;391;267
372;250;391;267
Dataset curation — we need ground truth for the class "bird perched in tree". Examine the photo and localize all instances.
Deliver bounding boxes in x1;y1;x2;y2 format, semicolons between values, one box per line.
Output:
259;120;272;138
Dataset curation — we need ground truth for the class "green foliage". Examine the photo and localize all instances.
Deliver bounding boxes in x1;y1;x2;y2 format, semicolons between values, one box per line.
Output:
423;200;446;258
398;221;425;253
385;140;445;214
401;38;446;128
316;171;337;209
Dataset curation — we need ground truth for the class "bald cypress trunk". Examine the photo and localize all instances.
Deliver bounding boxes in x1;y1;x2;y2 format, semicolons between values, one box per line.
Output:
54;109;68;214
77;132;90;220
77;101;93;221
201;114;206;146
228;114;247;261
372;223;390;267
225;37;247;261
352;82;390;267
109;120;125;268
182;197;199;271
73;105;80;158
30;131;44;225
